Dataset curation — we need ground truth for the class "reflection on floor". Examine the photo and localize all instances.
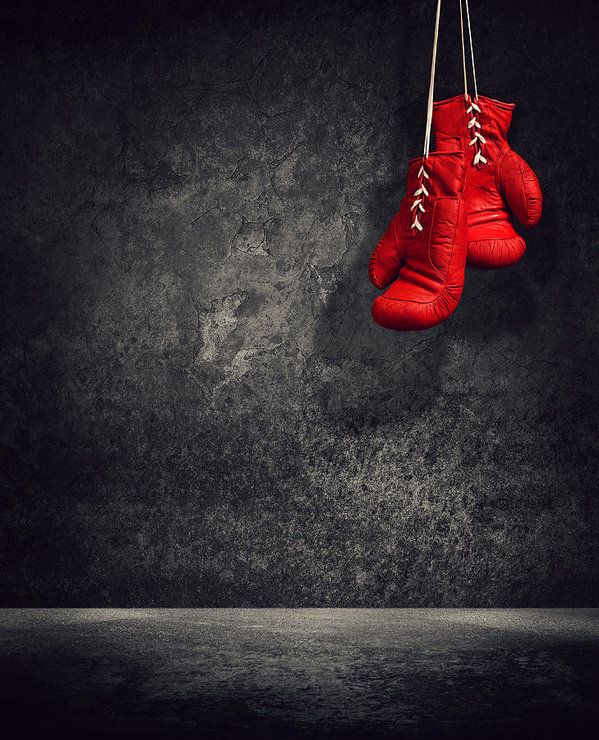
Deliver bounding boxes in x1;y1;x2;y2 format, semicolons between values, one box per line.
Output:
1;609;598;738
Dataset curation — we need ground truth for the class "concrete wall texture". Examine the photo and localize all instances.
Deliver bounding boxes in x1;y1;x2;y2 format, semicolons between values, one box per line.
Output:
1;0;598;606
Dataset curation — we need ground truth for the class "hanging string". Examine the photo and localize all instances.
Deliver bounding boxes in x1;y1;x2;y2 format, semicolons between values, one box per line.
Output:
463;0;478;100
459;0;486;164
423;0;442;159
459;0;468;98
412;0;442;230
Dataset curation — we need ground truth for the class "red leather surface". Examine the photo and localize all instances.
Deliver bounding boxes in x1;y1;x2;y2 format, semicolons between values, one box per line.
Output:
432;95;542;269
369;151;467;331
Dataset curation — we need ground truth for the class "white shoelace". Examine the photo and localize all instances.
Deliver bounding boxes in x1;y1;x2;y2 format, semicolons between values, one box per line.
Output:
411;0;485;233
412;0;441;232
460;0;486;166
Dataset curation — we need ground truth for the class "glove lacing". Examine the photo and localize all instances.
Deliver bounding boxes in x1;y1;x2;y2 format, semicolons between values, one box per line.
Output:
411;0;441;232
459;0;487;167
411;0;485;233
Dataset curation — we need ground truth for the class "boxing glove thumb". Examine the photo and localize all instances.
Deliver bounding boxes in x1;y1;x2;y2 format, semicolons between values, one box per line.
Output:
368;212;403;289
497;149;543;229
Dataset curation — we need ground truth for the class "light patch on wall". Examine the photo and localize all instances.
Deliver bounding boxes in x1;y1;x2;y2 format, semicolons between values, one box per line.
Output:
198;292;246;363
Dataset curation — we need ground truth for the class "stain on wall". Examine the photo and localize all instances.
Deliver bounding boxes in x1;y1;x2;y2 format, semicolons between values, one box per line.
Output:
1;0;598;605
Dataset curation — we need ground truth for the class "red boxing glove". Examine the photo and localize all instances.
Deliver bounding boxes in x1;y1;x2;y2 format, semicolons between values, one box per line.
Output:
369;151;467;331
432;95;542;269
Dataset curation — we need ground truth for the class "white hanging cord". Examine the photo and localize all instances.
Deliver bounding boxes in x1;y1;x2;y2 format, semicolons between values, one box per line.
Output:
459;0;486;165
459;0;468;98
463;0;478;100
412;0;441;231
423;0;442;159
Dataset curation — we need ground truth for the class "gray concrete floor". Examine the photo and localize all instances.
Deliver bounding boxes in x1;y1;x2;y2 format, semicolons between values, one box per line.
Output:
1;609;598;738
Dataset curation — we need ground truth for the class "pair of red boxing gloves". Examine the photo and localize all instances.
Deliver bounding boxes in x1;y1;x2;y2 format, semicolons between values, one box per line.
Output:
368;93;543;331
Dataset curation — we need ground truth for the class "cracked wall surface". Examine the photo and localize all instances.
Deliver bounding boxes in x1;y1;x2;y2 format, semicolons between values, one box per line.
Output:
1;0;598;606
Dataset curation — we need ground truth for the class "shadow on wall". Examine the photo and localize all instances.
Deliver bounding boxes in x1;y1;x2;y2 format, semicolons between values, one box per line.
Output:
306;94;447;433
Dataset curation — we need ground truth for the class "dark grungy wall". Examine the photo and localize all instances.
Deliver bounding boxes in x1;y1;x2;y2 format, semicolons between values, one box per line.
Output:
1;0;598;606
